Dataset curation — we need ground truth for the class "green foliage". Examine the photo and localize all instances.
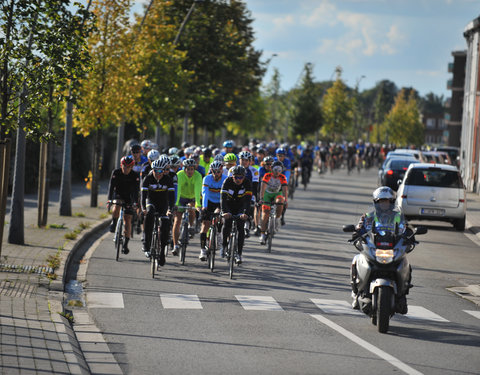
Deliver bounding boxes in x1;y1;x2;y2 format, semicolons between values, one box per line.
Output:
292;63;323;137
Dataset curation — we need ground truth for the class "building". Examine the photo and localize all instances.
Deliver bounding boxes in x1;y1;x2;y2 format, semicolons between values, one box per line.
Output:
460;16;480;193
446;51;466;147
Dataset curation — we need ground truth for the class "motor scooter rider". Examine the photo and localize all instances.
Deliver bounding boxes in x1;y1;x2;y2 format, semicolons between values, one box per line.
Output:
351;186;414;314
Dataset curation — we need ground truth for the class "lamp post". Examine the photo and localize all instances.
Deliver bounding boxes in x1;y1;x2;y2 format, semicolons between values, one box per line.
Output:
355;75;366;139
176;0;205;144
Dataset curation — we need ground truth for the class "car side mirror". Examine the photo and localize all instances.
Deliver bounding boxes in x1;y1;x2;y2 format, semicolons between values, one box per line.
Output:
397;179;403;186
415;225;428;235
343;225;356;232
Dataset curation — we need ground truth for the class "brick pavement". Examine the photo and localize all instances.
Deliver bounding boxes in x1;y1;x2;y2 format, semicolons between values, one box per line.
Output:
0;180;479;374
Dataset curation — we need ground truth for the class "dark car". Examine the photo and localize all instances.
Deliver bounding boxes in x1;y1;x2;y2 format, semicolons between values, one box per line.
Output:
380;157;420;190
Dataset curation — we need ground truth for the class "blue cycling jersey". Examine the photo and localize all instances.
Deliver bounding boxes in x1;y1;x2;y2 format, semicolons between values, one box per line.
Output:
202;174;227;207
275;157;291;182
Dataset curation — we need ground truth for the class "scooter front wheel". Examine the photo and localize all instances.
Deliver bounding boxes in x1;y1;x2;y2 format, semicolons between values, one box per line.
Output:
377;286;393;333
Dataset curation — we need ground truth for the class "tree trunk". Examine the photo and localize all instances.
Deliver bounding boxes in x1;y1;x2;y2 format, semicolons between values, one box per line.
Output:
8;90;27;244
90;129;101;207
115;118;125;169
59;98;73;216
37;142;48;227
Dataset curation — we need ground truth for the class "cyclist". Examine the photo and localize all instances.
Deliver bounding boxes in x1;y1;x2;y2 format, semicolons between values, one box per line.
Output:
222;140;236;156
254;156;274;235
169;154;182;200
199;160;227;260
141;157;175;265
220;165;252;264
199;147;213;173
300;147;314;183
259;160;288;245
274;147;290;226
141;149;160;182
107;155;140;254
130;144;145;174
172;158;202;256
223;153;238;176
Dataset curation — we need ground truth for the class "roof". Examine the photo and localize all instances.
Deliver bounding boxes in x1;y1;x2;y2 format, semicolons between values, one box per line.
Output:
407;163;459;172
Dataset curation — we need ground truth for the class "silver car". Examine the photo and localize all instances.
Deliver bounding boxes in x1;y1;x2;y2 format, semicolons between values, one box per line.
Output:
396;163;466;230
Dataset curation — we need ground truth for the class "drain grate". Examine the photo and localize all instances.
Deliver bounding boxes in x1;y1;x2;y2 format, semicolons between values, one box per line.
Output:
0;280;37;298
0;263;54;275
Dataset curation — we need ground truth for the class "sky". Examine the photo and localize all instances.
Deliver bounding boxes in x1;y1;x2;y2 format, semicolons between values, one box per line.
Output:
132;0;479;98
242;0;479;97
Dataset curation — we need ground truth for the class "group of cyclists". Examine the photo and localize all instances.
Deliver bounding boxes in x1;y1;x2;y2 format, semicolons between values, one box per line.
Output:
106;139;316;267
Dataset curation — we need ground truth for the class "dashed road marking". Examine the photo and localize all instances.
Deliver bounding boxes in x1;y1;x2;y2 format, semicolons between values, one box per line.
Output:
464;310;480;319
87;292;124;308
160;294;203;309
311;298;363;316
402;306;449;322
235;295;284;311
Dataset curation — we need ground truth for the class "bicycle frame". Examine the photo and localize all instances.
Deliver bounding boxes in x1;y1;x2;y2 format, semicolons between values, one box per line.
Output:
177;206;196;265
113;201;126;261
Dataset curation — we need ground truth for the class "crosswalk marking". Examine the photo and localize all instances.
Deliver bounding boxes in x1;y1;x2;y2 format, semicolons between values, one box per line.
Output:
235;295;284;311
160;294;203;309
401;306;449;322
464;310;480;320
310;298;363;316
87;292;124;308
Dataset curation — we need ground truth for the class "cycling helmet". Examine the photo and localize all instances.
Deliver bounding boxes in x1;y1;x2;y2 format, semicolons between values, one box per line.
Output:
130;144;141;154
263;156;274;164
183;158;197;168
224;153;237;162
169;155;181;167
120;155;135;167
141;140;151;149
209;160;224;172
257;148;266;155
275;147;286;155
272;161;284;173
184;146;195;155
238;150;252;160
203;148;212;157
223;140;235;148
373;186;395;202
150;142;159;150
181;141;190;148
168;147;178;155
147;149;160;161
152;157;169;171
214;154;225;162
231;165;246;176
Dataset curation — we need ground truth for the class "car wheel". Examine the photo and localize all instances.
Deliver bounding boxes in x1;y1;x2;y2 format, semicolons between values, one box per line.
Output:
453;216;465;231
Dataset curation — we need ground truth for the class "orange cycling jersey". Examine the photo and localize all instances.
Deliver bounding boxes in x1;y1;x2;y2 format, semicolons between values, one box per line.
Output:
262;173;287;193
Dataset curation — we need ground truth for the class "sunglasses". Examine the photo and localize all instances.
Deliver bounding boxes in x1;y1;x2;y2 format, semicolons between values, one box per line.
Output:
154;169;164;173
233;175;245;180
212;169;223;174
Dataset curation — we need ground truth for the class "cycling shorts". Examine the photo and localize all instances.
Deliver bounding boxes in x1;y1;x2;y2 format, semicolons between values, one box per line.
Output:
177;197;195;213
262;191;283;209
201;201;221;222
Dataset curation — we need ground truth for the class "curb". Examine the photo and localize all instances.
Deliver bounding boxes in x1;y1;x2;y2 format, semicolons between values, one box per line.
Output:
49;219;110;292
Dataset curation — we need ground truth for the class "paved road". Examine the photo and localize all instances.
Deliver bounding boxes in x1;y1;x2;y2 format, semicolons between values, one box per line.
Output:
76;168;480;374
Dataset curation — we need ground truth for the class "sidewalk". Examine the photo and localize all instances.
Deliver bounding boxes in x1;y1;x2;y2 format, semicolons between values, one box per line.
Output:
0;182;110;374
0;182;479;374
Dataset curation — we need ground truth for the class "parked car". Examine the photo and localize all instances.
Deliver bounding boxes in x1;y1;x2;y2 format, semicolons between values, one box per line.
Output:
389;149;425;162
435;146;460;167
379;157;420;190
422;151;450;164
396;163;466;230
378;155;417;186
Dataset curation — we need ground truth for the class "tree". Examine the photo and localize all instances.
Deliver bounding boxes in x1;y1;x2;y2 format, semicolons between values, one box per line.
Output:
370;80;398;143
75;0;139;207
292;63;323;137
321;66;353;141
0;1;92;245
165;0;264;141
383;89;424;147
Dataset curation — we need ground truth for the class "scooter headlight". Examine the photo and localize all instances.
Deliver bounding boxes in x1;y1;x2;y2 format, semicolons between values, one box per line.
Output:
375;249;394;264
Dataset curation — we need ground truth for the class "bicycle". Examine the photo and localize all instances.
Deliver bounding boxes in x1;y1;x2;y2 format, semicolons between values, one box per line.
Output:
264;202;280;253
112;200;127;261
225;214;243;279
288;173;296;200
177;205;197;265
205;210;222;272
149;213;170;278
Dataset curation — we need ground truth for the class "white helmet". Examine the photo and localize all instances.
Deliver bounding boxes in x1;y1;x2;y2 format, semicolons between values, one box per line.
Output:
168;147;178;155
152;156;170;171
373;186;395;202
147;149;160;161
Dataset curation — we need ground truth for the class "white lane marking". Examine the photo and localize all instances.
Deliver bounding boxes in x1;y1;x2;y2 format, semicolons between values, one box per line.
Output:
464;310;480;319
311;314;424;375
235;295;284;311
403;306;449;322
160;294;203;309
311;298;363;316
87;292;124;308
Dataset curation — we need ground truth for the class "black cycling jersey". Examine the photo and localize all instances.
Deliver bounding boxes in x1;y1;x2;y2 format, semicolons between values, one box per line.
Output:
107;168;140;204
220;177;252;215
141;171;175;214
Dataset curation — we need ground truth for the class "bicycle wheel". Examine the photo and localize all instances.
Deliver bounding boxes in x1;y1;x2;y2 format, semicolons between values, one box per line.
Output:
208;226;216;272
150;230;157;278
267;216;274;253
115;217;123;261
229;230;236;279
180;221;188;264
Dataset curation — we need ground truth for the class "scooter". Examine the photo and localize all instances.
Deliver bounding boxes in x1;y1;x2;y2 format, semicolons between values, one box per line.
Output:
343;220;427;333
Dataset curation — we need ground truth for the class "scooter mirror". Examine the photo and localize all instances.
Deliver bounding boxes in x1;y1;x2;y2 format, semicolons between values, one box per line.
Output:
415;225;428;235
343;224;356;232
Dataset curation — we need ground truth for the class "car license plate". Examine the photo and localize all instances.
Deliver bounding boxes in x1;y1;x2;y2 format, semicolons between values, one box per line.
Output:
421;208;445;215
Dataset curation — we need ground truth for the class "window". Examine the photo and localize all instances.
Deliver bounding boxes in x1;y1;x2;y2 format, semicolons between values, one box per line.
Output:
426;118;436;129
405;169;463;188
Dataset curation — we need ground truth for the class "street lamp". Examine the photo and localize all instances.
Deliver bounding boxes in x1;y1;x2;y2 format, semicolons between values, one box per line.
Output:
355;75;366;139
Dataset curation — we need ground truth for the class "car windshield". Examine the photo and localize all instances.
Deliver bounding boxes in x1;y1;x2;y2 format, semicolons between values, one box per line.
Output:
405;168;463;188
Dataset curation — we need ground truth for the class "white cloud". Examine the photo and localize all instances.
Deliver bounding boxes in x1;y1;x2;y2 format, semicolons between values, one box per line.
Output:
301;0;338;27
272;15;295;28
